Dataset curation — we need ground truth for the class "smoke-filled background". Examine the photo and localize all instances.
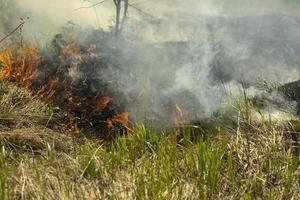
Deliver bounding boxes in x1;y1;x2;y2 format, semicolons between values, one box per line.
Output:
1;0;300;125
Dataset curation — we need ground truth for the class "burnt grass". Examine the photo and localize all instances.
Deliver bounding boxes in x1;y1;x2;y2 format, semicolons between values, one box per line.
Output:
0;28;300;199
0;78;299;199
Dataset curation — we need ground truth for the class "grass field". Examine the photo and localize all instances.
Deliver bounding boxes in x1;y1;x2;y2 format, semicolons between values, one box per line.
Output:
0;81;299;199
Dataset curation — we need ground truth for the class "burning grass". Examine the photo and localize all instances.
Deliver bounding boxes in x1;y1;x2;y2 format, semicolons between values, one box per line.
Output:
0;31;299;199
0;79;298;199
0;41;130;138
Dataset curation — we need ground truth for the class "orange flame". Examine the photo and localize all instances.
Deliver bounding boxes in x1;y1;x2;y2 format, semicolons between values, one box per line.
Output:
173;114;181;127
0;43;130;134
107;112;131;130
94;97;113;113
173;103;190;127
0;46;40;88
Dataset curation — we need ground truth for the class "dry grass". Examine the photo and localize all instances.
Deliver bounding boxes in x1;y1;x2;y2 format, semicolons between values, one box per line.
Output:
0;128;72;151
0;81;299;199
0;81;54;130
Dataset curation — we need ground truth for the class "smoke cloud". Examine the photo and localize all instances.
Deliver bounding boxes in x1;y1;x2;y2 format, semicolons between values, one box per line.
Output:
113;0;300;123
2;0;300;124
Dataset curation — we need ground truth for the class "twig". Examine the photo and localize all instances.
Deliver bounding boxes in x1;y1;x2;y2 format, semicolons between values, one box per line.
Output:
75;0;157;21
0;21;25;44
119;0;129;33
45;112;54;128
128;3;157;21
74;0;109;11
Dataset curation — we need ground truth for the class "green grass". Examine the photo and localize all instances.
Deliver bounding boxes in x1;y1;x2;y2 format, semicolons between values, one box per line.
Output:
0;81;299;199
0;122;299;199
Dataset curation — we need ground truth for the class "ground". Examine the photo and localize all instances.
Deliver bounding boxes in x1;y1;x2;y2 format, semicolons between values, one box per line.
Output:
0;80;299;199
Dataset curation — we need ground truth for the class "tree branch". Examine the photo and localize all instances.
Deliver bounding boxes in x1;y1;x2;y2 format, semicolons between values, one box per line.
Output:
113;0;118;7
74;0;109;10
0;21;25;44
128;3;157;21
120;0;129;33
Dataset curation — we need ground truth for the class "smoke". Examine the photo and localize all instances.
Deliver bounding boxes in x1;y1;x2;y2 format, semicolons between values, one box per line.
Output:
0;0;18;36
111;0;300;123
110;0;300;123
1;0;115;43
2;0;300;125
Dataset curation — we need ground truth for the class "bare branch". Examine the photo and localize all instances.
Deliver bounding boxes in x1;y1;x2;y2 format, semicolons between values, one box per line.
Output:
114;0;121;37
113;0;118;7
74;0;109;11
0;21;25;44
120;0;129;33
128;3;157;21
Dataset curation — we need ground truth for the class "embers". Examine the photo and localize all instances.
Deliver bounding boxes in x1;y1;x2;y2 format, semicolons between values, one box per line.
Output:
0;41;130;137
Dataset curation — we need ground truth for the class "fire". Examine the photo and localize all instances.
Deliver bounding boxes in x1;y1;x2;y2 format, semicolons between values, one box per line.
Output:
0;46;40;88
1;42;196;133
1;41;194;132
107;112;132;131
36;77;60;101
0;50;14;79
173;103;190;128
59;40;81;62
94;97;113;113
173;114;181;128
0;41;131;135
175;103;183;117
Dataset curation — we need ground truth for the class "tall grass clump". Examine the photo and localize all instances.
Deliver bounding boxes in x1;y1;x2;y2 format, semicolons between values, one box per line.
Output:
0;81;299;199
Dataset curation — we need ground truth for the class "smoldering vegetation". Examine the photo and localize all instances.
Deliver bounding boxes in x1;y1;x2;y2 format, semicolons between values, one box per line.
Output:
1;0;300;127
0;1;300;199
71;14;300;125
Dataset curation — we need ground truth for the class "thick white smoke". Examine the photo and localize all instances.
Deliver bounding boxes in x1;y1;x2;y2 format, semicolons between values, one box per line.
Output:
1;0;300;124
